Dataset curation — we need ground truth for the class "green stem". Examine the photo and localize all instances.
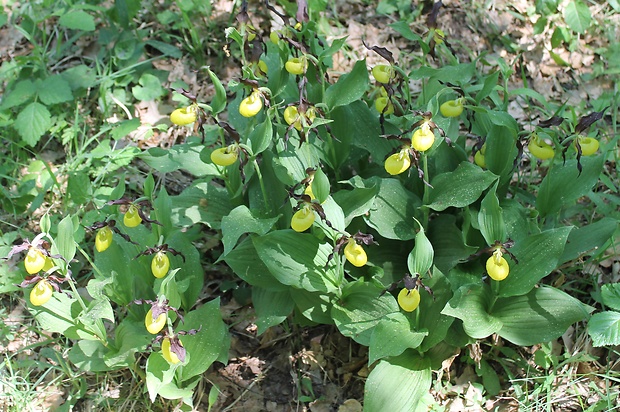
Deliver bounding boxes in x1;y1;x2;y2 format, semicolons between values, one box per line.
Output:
415;305;421;329
75;245;110;345
77;244;103;278
489;280;500;312
252;159;270;213
421;152;430;229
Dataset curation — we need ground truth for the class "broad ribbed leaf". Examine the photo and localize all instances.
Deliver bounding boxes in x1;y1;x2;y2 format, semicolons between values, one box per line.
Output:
536;156;605;217
29;293;93;340
441;283;502;339
253;288;294;334
170;182;233;229
428;162;497;211
253;231;337;293
179;298;229;381
331;282;399;346
325;59;369;109
478;182;506;245
221;206;278;257
427;215;477;273
365;178;421;240
248;116;272;155
207;68;227;114
559;218;618;264
407;220;434;276
224;237;285;291
143;145;216;177
364;352;432;412
498;227;572;297
332;184;378;226
368;313;427;364
493;287;591;345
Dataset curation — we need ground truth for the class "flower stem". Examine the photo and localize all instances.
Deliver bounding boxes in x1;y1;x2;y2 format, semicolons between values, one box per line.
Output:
252;159;270;213
421;152;430;229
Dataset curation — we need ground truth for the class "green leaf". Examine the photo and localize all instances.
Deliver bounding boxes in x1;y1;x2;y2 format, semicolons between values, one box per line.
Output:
170;181;233;230
111;118;141;140
67;172;93;205
474;71;500;104
154;187;173;233
29;293;93;340
290;289;334;324
15;102;52;146
248;117;273;155
220;206;278;257
68;340;110;372
368;313;426;365
273;144;321;185
493;286;591;345
252;288;294;334
407;220;434;276
56;215;76;263
559;218;618;264
224;237;286;291
332;183;378;226
0;257;23;293
427;162;498;211
411;63;476;85
61;64;97;90
508;88;548;107
207;68;227;115
601;283;620;312
476;359;501;396
165;230;205;310
551;27;569;49
478;182;506;245
104;318;152;369
563;0;591;34
145;40;182;58
94;231;154;305
253;231;338;293
325;59;369;109
484;124;518;183
330;102;397;167
364;352;432;412
441;284;502;339
316;196;345;232
537;156;605;218
78;298;112;341
37;75;73;105
365;178;421;240
312;167;330;204
331;282;399;346
132;73;165;101
0;80;36;109
139;143;219;176
427;215;477;273
498;227;572;297
146;353;179;402
549;51;570;67
418;268;455;352
587;311;620;347
59;10;96;31
390;20;423;42
179;298;229;381
319;36;347;59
